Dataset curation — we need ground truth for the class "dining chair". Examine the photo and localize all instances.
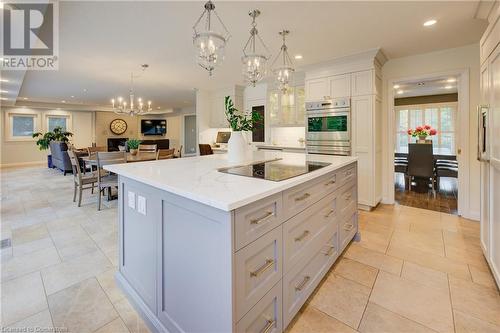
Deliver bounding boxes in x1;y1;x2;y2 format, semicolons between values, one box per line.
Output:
407;143;436;196
199;144;213;156
96;151;127;211
68;150;98;207
138;144;157;153
87;146;107;156
394;153;409;189
157;148;175;160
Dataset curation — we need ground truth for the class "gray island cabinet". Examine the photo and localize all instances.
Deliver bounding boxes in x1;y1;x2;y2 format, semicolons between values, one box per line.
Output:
105;152;359;333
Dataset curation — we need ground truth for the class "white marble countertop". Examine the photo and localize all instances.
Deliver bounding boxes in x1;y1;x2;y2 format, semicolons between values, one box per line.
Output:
104;151;357;211
256;144;306;150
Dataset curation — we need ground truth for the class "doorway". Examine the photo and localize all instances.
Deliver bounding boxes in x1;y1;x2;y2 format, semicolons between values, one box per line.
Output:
183;114;197;156
392;76;461;214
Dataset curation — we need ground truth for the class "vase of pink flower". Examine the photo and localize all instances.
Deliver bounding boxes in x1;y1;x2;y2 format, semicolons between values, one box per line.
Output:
407;125;437;143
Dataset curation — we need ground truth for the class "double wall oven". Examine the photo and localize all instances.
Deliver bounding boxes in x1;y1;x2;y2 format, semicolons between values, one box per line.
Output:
306;98;351;156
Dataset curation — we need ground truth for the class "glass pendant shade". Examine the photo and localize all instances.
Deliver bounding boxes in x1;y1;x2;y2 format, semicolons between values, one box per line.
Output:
242;10;270;86
272;30;295;93
193;1;230;76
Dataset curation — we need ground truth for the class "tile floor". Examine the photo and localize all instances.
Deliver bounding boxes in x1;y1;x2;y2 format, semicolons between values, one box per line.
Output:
1;166;499;333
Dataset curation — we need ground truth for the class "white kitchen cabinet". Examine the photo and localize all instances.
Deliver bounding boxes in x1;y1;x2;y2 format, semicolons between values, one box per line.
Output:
351;70;374;96
329;74;351;98
209;86;244;128
305;78;329;101
268;86;306;127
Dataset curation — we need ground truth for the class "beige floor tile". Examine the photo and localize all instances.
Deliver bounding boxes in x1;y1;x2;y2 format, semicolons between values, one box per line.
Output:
11;224;49;245
370;271;454;333
288;306;357;333
12;237;55;257
387;243;471;280
449;277;500;326
48;278;118;333
6;310;53;331
391;229;445;256
333;258;379;288
468;264;499;290
41;250;113;295
310;273;371;329
401;261;449;292
1;246;61;282
94;318;131;333
96;269;125;303
50;225;99;261
356;229;392;253
359;302;437;333
114;298;151;333
344;243;403;275
453;310;500;333
0;272;48;326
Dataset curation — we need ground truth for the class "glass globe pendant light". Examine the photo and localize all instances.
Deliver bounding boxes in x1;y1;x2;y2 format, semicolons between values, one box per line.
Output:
272;30;295;93
192;1;231;76
242;10;270;86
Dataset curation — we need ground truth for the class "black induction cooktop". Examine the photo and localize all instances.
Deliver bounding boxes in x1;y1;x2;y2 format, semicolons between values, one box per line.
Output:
218;159;331;182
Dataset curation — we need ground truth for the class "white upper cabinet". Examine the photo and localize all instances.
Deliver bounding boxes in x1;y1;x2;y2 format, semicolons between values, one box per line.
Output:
351;70;374;96
269;86;306;127
329;74;351;98
305;78;329;101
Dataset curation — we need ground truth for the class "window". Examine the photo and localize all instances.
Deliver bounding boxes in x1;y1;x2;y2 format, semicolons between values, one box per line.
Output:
12;115;35;137
47;116;69;131
395;102;457;154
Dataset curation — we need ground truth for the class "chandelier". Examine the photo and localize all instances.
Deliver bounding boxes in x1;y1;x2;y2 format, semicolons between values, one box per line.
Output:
192;1;231;76
272;30;295;93
242;10;270;87
111;64;152;116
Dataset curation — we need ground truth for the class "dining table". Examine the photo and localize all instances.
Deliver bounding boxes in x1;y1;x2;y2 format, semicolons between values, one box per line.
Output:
82;151;158;166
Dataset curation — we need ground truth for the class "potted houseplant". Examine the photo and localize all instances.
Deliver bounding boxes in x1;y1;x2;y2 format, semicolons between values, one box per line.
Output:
407;125;437;143
127;139;141;155
224;96;262;162
33;126;73;168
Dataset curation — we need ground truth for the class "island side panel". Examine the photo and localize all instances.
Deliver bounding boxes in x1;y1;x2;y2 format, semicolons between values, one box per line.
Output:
116;176;234;333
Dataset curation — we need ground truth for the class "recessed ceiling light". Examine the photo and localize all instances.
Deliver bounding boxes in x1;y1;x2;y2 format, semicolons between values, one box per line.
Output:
0;97;8;100
0;79;9;82
446;78;456;83
423;19;437;27
0;89;7;93
23;97;28;100
70;95;75;98
393;84;400;89
397;90;404;95
444;85;453;89
61;100;66;103
157;106;161;110
83;88;87;92
294;55;303;60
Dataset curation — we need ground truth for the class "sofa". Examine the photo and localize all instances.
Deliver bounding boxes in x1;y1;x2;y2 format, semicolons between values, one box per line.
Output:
49;141;72;175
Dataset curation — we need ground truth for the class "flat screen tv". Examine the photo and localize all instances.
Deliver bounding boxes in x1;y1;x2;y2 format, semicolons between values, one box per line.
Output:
141;119;166;136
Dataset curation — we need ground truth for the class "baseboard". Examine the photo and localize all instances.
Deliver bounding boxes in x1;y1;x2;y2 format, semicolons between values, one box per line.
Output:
462;210;480;221
0;161;46;169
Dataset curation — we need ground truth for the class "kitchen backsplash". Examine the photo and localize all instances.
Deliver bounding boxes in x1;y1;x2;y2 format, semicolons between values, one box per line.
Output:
270;127;306;147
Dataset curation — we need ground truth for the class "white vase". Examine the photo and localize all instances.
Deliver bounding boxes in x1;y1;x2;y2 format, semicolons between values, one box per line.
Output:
228;131;248;163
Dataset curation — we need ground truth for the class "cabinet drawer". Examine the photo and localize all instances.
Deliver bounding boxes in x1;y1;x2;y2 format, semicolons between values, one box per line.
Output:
283;172;338;220
339;212;358;251
283;230;339;328
283;191;338;273
235;226;283;321
338;182;357;218
236;281;282;333
338;164;356;187
235;193;283;251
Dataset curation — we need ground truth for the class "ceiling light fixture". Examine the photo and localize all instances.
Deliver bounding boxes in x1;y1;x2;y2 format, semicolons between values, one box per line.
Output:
447;78;456;83
423;19;437;27
397;90;404;95
294;55;303;60
0;97;8;100
242;9;270;87
393;84;400;89
192;0;230;76
444;85;453;89
23;97;28;100
0;89;7;93
111;64;152;116
272;30;295;93
0;79;9;82
61;100;66;103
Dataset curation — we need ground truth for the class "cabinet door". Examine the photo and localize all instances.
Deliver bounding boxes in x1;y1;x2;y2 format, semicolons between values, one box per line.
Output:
480;62;490;256
268;90;280;126
295;86;306;125
281;87;296;125
305;78;329;101
351;70;374;96
329;74;351;98
210;96;229;128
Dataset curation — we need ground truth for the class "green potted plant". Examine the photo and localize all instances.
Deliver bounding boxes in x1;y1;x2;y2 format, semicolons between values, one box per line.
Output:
127;139;141;155
224;96;262;162
32;126;73;168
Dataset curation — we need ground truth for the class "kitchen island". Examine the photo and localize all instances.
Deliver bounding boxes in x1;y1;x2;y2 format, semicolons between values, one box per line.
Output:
105;152;359;333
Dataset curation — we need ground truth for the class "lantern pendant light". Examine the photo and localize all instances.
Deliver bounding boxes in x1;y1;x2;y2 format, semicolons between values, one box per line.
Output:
242;9;270;86
272;30;295;93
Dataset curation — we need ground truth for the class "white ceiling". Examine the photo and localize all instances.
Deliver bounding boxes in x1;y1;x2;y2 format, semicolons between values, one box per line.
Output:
394;76;458;98
0;1;491;110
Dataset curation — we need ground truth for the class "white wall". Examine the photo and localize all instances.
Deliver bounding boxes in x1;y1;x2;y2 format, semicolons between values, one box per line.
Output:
1;107;94;167
382;43;481;219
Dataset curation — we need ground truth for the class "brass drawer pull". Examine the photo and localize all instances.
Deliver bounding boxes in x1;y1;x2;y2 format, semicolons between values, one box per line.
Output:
250;211;274;225
322;245;335;256
294;230;310;242
344;223;354;231
295;276;311;291
250;259;275;277
295;193;311;202
345;193;352;201
324;179;336;186
260;319;276;333
324;209;335;218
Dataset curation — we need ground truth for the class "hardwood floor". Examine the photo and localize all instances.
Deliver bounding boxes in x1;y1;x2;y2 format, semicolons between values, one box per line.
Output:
394;173;458;214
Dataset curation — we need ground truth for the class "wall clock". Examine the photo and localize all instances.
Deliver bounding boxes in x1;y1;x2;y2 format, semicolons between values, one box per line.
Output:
110;119;128;135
